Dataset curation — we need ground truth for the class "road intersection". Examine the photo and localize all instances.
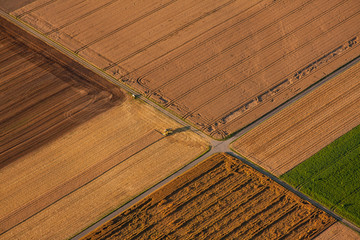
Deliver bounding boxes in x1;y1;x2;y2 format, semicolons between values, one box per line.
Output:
1;9;359;238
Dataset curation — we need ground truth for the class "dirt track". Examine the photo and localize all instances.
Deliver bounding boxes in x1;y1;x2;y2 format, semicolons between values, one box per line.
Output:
12;0;360;139
232;60;360;176
0;16;123;167
83;153;335;240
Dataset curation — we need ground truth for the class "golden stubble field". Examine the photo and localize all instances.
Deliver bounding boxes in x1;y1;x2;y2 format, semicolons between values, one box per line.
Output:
0;16;208;240
0;98;209;240
11;0;360;139
232;60;360;176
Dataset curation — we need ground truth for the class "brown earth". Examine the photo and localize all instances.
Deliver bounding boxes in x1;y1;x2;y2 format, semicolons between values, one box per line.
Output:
82;153;335;240
0;16;123;167
0;15;208;239
10;0;360;139
232;60;360;176
0;0;36;12
314;222;360;240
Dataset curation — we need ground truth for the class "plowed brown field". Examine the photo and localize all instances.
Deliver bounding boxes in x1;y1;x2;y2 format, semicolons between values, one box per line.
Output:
0;16;208;239
11;0;360;139
0;16;123;166
83;153;335;240
232;60;360;176
0;0;35;12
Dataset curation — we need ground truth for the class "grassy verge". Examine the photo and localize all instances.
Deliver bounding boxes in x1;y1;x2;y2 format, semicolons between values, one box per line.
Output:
281;124;360;227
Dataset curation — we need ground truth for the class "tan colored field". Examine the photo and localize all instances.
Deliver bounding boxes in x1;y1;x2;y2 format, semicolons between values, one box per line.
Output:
0;16;208;239
11;0;360;139
232;60;360;176
0;99;208;239
83;153;335;240
315;222;360;240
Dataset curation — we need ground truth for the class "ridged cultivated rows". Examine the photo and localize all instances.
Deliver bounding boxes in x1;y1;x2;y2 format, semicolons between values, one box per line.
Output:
83;153;335;240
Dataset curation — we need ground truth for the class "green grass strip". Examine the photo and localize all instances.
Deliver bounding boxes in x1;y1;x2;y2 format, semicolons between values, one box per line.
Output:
281;124;360;227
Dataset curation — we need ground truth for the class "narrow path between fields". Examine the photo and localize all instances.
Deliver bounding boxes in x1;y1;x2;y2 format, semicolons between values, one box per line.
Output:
0;9;359;237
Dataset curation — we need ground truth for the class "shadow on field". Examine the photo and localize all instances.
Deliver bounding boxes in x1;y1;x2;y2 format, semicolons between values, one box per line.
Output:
172;126;191;134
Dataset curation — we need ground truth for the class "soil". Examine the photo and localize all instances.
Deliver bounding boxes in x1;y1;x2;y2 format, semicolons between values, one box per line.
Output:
232;60;360;176
314;222;360;240
0;0;36;12
82;153;335;240
11;0;360;139
0;16;123;167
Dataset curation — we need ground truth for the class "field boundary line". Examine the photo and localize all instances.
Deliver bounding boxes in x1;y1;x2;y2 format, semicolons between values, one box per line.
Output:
203;35;360;136
216;47;360;139
260;81;360;165
180;7;359;119
274;112;360;176
3;6;359;236
228;151;360;234
70;147;214;240
230;69;359;144
273;111;360;175
0;130;163;235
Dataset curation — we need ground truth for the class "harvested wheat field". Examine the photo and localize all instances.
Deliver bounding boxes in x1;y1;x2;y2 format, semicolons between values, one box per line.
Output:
0;16;123;167
0;99;208;240
10;0;360;139
82;153;335;240
315;222;360;240
0;17;208;240
232;60;360;176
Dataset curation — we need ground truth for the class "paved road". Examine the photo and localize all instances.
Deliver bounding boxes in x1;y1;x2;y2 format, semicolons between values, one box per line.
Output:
1;9;359;238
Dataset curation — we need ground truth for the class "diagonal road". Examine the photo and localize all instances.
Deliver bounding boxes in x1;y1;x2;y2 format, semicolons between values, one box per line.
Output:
0;9;359;238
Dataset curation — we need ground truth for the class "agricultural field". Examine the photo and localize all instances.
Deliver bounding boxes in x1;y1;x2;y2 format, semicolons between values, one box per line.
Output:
83;153;335;240
0;16;208;239
10;0;360;139
232;60;360;176
0;16;122;166
315;222;360;240
0;0;35;13
281;124;360;227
